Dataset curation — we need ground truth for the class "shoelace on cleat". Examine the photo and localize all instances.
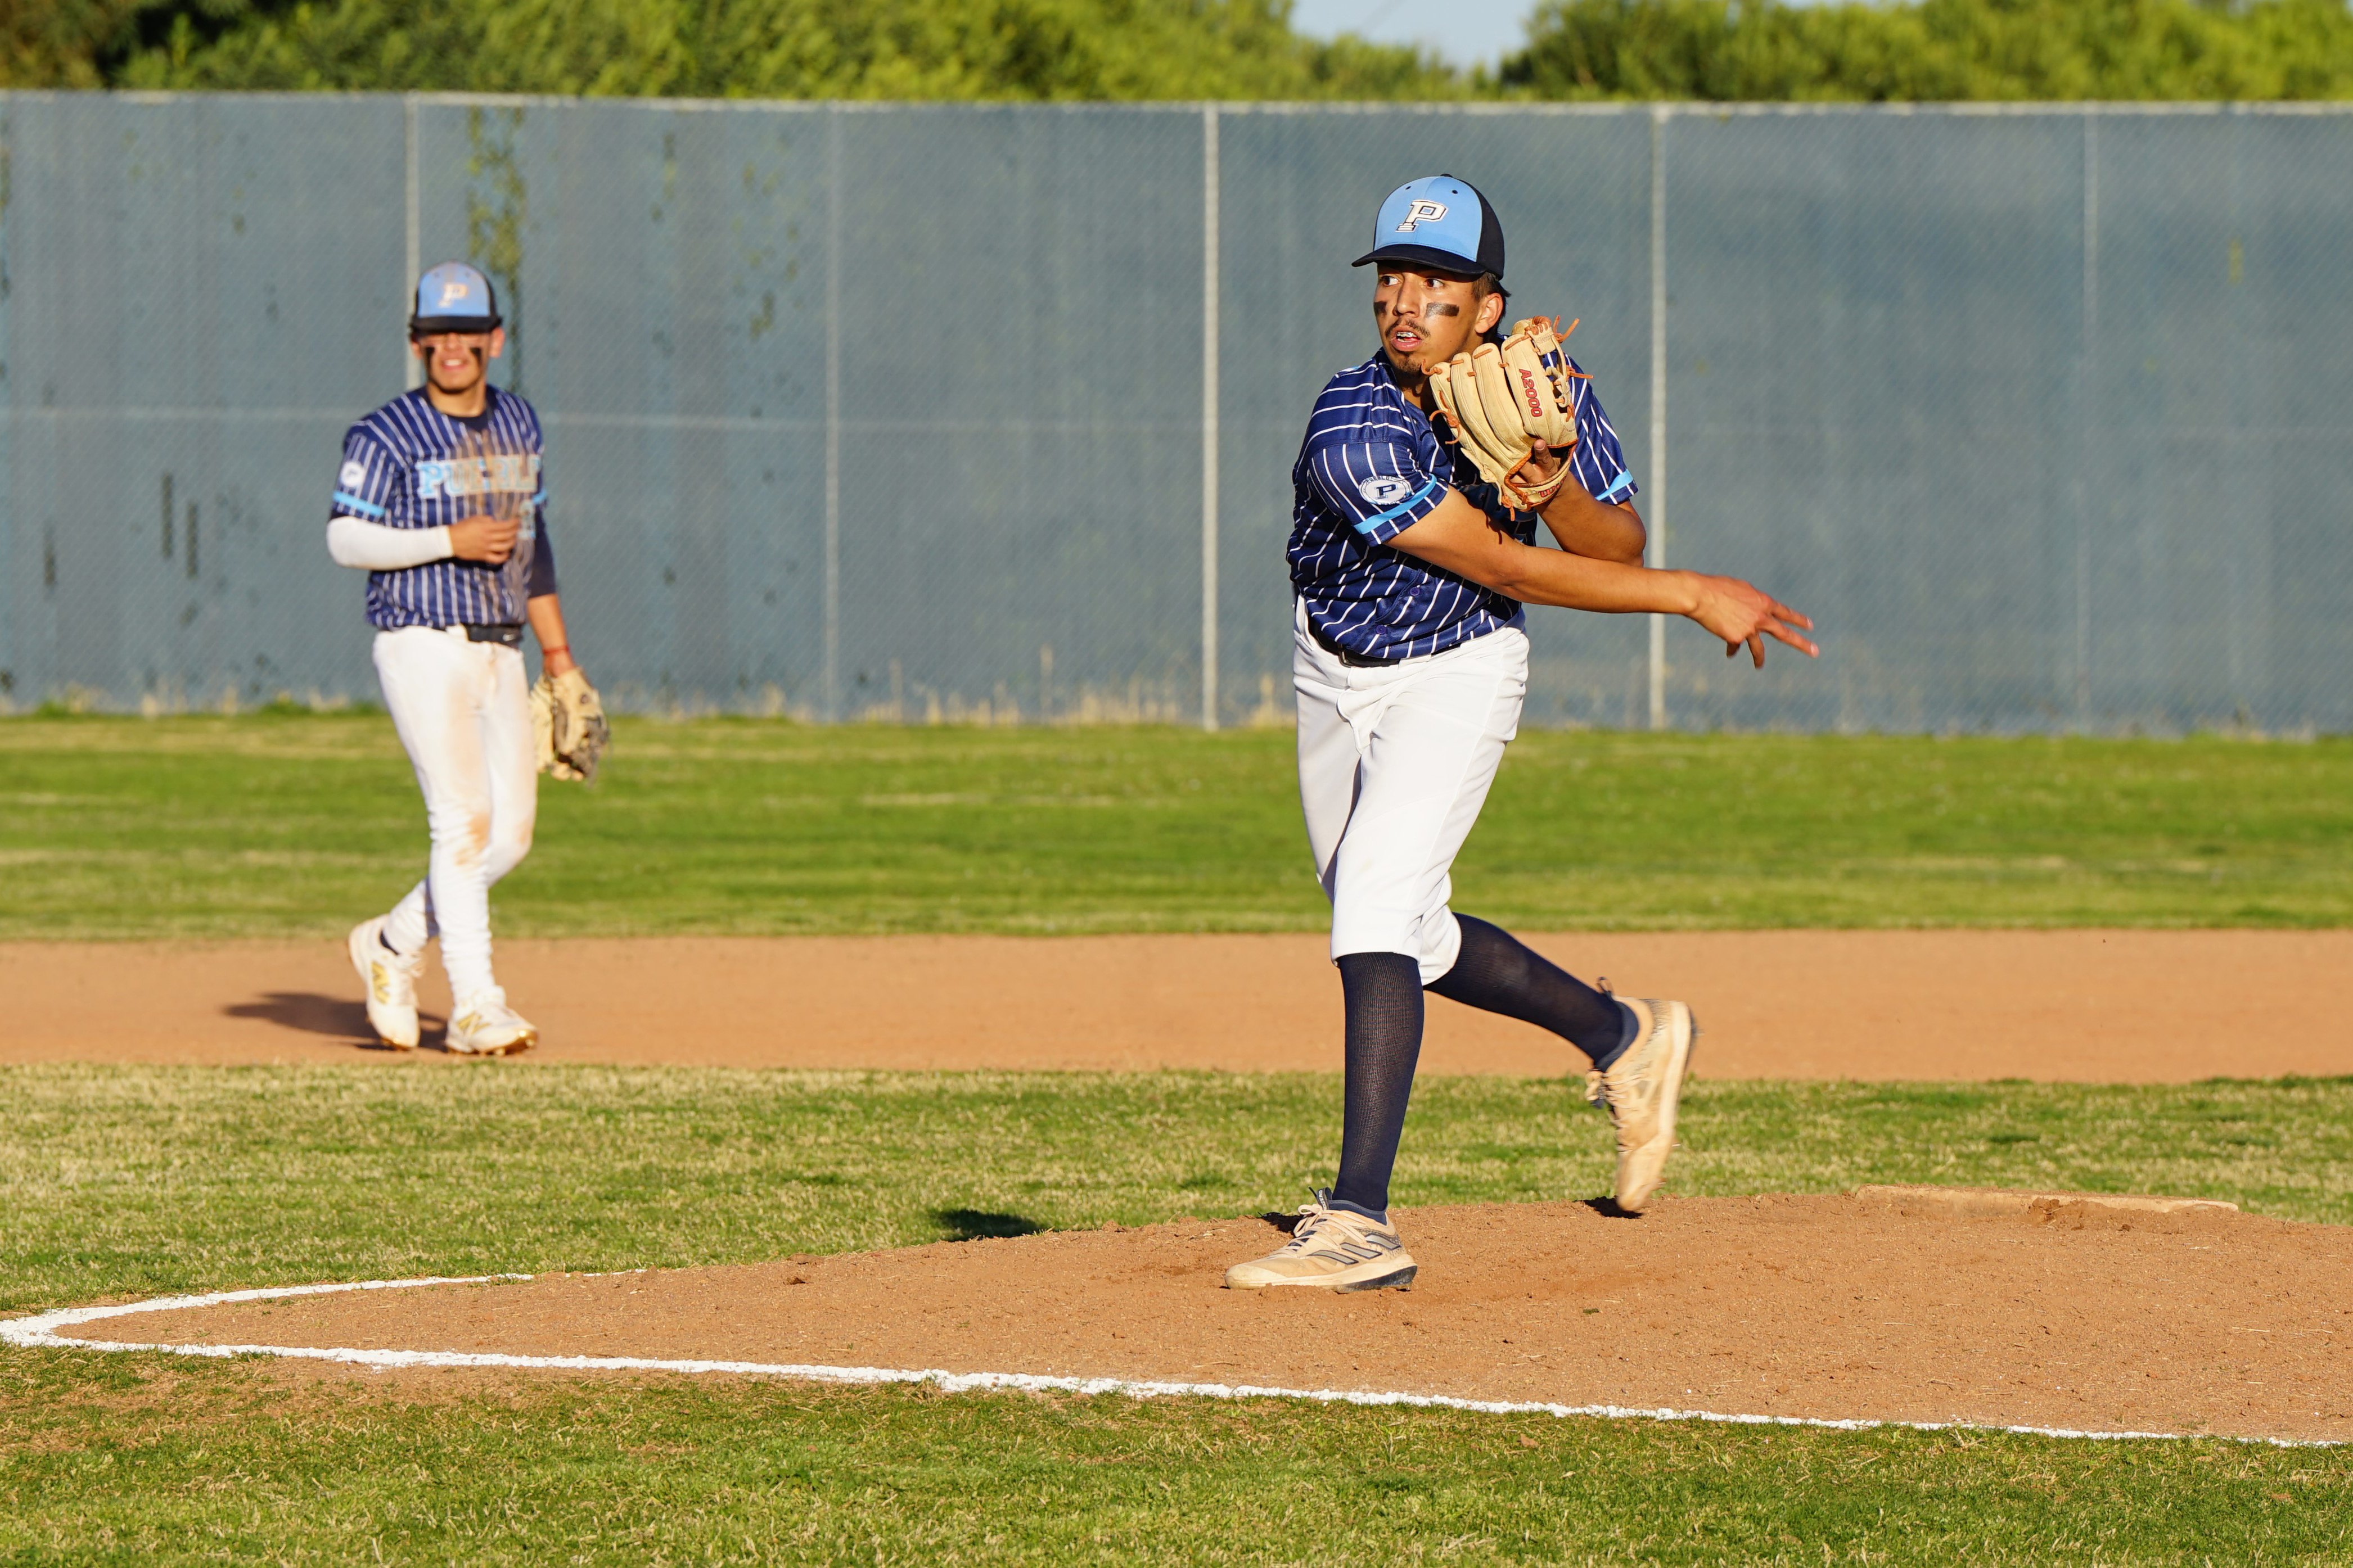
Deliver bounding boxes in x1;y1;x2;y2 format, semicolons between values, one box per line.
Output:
1281;1202;1403;1267
1282;1202;1338;1253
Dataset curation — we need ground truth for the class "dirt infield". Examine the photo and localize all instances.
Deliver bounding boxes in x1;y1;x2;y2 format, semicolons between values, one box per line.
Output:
6;929;2351;1081
105;1192;2353;1443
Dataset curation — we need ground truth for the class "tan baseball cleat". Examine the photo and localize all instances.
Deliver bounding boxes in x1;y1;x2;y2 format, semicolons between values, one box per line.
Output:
1587;997;1696;1213
347;918;422;1051
1224;1192;1417;1293
446;990;538;1056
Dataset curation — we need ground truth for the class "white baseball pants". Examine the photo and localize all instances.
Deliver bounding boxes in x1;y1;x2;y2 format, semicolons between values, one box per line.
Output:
1294;599;1529;985
372;625;538;1002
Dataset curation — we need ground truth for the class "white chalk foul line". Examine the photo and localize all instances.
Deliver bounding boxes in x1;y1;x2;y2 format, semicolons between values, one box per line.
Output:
2;1274;2338;1449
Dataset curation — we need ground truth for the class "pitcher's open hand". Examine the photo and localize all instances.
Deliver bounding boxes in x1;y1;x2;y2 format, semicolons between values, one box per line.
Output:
1688;575;1818;668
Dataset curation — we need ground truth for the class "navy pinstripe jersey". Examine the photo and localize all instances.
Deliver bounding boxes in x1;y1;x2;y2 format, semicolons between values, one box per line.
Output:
1288;349;1637;662
330;386;558;631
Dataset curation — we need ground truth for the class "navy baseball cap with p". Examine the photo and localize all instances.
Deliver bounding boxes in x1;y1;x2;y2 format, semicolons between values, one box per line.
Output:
409;261;502;337
1353;174;1506;292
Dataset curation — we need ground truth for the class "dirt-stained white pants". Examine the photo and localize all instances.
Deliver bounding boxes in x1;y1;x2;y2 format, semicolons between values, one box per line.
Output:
372;626;538;1002
1293;599;1529;985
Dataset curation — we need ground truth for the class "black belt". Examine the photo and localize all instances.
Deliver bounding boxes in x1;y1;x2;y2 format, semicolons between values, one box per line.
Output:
462;623;525;647
1305;614;1401;668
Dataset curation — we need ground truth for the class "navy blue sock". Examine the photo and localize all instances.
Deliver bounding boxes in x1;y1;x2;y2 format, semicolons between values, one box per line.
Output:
1329;951;1424;1220
1427;915;1637;1069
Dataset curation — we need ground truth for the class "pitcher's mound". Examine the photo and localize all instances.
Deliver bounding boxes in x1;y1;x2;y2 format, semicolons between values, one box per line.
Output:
137;1191;2353;1443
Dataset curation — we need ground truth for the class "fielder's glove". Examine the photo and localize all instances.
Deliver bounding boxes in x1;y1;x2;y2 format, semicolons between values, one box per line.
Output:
531;668;610;784
1425;316;1588;512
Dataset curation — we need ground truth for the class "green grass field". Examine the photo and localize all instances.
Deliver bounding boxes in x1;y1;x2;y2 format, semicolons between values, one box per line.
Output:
12;1357;2349;1565
7;716;2353;1561
4;715;2351;937
6;1067;2353;1562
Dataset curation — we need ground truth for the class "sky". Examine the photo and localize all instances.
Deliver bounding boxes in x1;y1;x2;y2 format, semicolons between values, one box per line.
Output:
1288;0;1542;74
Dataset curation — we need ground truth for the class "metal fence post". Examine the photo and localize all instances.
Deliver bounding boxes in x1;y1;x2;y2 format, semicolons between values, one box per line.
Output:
1200;102;1221;734
824;105;843;723
2076;109;2098;726
404;96;422;390
1647;103;1670;731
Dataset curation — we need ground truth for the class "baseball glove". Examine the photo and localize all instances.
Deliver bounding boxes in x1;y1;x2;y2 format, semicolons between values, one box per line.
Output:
1425;316;1588;511
531;668;610;784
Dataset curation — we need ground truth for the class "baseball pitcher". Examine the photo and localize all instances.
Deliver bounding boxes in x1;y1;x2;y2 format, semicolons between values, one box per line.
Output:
328;263;607;1055
1227;176;1816;1292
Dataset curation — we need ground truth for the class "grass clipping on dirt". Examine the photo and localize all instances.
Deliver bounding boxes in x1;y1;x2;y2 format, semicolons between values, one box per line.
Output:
6;715;2352;937
7;1066;2353;1564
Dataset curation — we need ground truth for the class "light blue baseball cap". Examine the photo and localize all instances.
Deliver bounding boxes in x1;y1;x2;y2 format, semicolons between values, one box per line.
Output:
1353;174;1507;290
409;261;502;336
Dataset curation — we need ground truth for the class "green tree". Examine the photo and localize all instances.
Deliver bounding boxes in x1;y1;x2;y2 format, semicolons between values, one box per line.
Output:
14;0;2352;101
3;0;1463;98
1500;0;2353;101
2;0;150;85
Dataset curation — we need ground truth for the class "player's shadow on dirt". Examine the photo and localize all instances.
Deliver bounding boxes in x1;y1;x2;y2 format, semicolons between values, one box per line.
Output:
224;991;439;1049
935;1209;1046;1242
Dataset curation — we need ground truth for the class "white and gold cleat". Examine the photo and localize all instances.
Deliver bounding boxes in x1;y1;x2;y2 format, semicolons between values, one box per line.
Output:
347;918;421;1051
1586;997;1696;1213
1224;1191;1417;1293
446;989;538;1057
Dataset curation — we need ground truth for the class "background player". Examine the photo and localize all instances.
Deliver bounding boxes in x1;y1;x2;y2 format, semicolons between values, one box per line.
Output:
1227;176;1816;1292
328;263;589;1055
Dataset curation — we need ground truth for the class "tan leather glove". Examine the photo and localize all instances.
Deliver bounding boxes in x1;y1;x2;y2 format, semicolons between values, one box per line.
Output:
1425;316;1588;511
530;667;610;784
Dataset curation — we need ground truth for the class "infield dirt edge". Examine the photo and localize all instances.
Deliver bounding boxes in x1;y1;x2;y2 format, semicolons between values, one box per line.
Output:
10;929;2353;1081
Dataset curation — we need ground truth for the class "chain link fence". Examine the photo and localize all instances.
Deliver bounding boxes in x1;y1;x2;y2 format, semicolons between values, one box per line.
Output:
2;96;2347;731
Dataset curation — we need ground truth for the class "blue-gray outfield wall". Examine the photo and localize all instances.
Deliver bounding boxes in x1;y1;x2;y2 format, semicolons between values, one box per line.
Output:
1;96;2347;730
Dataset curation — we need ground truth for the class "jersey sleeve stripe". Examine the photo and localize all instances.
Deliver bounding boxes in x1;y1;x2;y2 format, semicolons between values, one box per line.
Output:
333;491;389;519
1353;475;1445;534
